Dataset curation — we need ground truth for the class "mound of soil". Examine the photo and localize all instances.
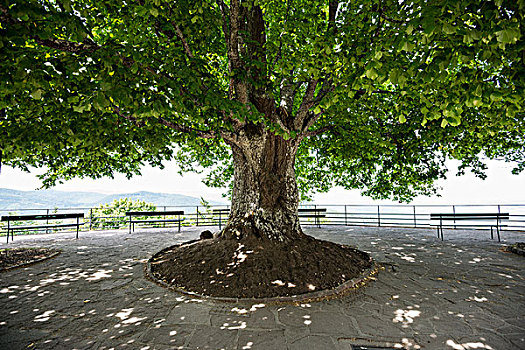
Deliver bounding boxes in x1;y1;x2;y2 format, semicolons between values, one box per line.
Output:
0;248;60;271
149;235;371;299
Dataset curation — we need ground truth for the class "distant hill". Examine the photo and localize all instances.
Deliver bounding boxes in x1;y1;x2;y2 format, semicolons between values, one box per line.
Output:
0;188;226;210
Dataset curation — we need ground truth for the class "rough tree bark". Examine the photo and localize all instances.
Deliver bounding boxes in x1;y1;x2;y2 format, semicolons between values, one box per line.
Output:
220;126;305;242
215;1;330;242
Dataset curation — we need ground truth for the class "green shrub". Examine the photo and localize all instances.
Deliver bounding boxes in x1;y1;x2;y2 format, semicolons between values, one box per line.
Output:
90;198;156;229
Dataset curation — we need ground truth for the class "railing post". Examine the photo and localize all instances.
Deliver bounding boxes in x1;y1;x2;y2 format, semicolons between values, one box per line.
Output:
453;205;456;229
315;204;318;227
498;204;501;231
413;205;416;228
345;205;347;226
46;208;50;234
196;206;199;226
163;206;166;228
377;206;381;227
89;208;93;231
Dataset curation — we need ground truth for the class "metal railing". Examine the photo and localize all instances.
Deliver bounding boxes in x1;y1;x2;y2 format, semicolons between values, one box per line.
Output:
1;203;524;237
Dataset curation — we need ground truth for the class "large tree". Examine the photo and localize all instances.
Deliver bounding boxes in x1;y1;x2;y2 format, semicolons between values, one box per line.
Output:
1;0;523;242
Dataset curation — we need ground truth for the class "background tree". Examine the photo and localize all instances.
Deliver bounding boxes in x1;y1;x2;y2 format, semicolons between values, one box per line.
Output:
90;198;156;229
1;0;523;242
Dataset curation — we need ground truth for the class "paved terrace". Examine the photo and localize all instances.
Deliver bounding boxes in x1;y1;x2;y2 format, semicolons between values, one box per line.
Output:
0;225;523;350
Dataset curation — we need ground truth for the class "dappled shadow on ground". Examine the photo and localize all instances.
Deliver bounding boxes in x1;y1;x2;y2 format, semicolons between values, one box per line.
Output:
0;227;524;349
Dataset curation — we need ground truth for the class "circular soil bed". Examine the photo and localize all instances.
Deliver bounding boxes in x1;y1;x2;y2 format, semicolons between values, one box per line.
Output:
148;235;372;299
0;248;61;271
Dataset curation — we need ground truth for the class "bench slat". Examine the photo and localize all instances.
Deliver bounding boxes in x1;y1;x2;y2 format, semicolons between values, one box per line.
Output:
7;223;85;231
430;213;509;219
2;213;84;221
126;211;184;216
130;219;184;224
431;217;508;221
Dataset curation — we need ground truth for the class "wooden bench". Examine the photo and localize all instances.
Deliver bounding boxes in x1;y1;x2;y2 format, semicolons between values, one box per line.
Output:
210;208;327;229
299;208;327;228
1;213;84;243
125;211;184;234
430;213;509;241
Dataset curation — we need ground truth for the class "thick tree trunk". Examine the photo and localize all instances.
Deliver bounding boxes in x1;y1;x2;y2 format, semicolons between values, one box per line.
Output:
220;129;304;242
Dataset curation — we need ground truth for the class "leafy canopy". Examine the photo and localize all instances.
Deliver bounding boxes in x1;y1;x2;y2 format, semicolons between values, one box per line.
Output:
0;0;523;201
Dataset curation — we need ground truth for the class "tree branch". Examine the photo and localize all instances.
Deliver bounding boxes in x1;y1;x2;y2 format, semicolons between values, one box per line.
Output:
294;79;319;130
303;125;333;138
328;1;338;31
313;76;335;105
302;109;325;136
354;89;398;99
0;4;99;54
171;21;194;59
33;38;100;53
227;0;248;103
112;107;218;139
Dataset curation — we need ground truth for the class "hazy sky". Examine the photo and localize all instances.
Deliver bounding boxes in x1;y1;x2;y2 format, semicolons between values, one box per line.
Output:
1;158;523;205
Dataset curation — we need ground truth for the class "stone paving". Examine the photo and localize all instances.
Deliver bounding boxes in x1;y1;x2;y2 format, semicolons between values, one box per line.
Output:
0;225;524;350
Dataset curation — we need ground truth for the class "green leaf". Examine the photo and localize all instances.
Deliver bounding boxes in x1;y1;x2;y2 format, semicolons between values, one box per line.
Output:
365;68;378;80
442;23;456;35
100;82;112;91
399;115;406;123
496;29;521;44
30;89;43;100
73;105;84;113
150;8;159;17
472;99;482;107
389;69;400;84
62;0;72;11
401;41;415;52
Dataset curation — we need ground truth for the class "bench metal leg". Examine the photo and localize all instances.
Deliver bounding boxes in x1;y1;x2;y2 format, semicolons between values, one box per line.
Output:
129;216;132;234
496;225;501;242
490;226;494;240
437;218;443;240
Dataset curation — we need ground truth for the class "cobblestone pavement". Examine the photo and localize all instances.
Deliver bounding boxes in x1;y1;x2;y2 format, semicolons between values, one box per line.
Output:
1;226;524;350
